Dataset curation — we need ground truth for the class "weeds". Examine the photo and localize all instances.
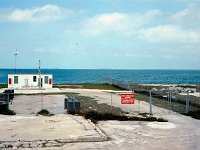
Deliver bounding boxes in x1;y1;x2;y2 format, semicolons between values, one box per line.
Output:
36;109;54;116
1;109;16;115
184;110;200;120
84;110;168;124
0;84;7;89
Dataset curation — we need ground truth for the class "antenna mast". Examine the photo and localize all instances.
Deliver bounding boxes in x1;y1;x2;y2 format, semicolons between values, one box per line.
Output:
38;60;41;88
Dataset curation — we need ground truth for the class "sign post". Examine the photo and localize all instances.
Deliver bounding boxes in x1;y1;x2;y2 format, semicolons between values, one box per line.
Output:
121;94;134;104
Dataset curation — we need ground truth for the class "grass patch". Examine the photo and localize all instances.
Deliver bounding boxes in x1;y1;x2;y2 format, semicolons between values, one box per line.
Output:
84;110;168;124
53;83;124;91
0;84;7;89
135;92;200;114
135;92;200;120
65;93;168;123
1;109;16;115
66;93;125;115
185;110;200;119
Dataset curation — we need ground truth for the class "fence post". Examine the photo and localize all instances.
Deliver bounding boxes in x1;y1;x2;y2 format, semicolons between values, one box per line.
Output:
169;91;172;113
176;89;178;100
101;78;103;84
186;91;190;114
167;88;169;111
160;85;163;96
150;91;152;114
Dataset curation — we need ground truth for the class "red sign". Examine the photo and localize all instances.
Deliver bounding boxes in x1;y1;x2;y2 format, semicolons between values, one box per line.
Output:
121;94;134;104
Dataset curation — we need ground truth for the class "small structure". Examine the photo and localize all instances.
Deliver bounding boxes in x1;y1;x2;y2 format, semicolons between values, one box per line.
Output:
8;73;53;89
0;89;14;113
64;98;80;112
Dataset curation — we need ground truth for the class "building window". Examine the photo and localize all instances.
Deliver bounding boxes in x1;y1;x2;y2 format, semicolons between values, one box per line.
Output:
14;76;18;84
44;76;48;84
33;76;37;82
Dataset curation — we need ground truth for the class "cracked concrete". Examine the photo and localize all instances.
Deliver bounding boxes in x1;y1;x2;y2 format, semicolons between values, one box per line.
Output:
0;88;200;149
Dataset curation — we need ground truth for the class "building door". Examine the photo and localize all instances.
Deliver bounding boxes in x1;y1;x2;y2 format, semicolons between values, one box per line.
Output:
24;77;29;87
38;78;43;87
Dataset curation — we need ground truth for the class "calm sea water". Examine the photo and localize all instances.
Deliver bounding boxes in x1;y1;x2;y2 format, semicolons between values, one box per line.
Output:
0;69;200;85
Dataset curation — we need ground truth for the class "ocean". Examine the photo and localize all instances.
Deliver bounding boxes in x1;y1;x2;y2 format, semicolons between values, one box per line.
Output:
0;69;200;85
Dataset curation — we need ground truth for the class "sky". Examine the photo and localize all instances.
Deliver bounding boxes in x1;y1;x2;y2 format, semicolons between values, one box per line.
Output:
0;0;200;70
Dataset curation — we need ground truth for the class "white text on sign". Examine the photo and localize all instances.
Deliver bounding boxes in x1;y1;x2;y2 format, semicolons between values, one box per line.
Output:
121;94;134;104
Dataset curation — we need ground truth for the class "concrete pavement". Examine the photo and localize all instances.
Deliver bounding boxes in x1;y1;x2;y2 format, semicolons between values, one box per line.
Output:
0;88;200;149
0;114;107;149
0;88;107;149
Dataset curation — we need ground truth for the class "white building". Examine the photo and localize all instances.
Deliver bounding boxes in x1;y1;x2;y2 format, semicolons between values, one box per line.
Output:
8;73;53;89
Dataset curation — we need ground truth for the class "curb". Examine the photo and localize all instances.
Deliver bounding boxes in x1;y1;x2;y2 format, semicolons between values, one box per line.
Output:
87;119;108;141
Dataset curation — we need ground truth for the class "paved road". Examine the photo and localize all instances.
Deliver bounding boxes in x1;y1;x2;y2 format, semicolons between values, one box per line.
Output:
0;88;200;150
59;88;200;150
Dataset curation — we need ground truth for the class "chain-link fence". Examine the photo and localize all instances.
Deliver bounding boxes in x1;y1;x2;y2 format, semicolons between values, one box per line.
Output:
102;78;200;114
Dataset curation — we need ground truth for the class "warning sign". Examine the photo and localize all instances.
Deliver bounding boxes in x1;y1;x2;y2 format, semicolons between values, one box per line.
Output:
121;94;134;104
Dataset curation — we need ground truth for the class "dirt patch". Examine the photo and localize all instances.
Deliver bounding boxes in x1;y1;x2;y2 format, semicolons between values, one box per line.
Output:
67;94;126;116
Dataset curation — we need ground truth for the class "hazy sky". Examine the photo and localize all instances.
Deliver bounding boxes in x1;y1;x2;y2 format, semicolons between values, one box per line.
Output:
0;0;200;69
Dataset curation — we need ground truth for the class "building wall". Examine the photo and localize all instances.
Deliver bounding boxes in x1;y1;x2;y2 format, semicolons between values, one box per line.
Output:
8;74;53;89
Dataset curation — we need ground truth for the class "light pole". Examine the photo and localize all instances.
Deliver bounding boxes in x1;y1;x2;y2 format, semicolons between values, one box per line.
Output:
14;50;18;73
